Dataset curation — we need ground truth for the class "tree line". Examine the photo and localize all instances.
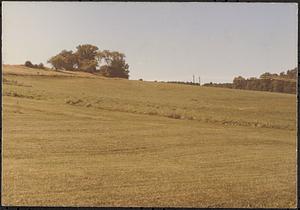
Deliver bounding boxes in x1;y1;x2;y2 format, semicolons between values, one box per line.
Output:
47;44;129;79
203;68;297;94
167;81;200;86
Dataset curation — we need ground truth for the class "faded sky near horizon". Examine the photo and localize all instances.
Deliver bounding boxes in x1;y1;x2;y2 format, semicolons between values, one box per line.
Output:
2;2;298;83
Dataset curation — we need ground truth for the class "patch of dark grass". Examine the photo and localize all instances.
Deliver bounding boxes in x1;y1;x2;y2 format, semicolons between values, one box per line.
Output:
167;113;181;119
4;91;34;99
148;110;158;115
3;78;32;87
65;98;83;105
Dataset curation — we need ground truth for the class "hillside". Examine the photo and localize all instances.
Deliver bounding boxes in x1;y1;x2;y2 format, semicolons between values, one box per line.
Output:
2;65;297;207
3;64;104;78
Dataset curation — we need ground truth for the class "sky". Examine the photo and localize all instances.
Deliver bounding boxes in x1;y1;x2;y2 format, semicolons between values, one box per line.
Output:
2;2;298;83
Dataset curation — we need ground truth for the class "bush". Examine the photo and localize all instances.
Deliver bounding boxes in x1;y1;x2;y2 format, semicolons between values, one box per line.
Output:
24;61;45;69
25;61;34;68
38;63;45;69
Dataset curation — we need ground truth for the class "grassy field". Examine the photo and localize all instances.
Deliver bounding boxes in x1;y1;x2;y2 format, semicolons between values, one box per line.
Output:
2;65;297;208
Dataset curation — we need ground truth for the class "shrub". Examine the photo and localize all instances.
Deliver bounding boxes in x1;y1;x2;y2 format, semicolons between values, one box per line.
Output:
25;61;34;68
38;63;45;69
24;61;45;69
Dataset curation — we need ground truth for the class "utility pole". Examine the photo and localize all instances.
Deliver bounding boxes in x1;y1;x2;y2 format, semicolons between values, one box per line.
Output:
193;75;195;84
199;76;201;86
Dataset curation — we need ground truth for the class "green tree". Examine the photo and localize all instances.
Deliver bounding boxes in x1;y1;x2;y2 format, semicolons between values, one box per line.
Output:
96;50;113;66
272;79;284;92
60;50;77;70
233;76;246;89
78;59;98;72
48;50;77;70
286;68;297;79
97;50;129;78
47;44;130;78
38;63;45;69
24;61;34;68
48;54;64;70
75;44;99;71
279;72;285;78
260;72;272;79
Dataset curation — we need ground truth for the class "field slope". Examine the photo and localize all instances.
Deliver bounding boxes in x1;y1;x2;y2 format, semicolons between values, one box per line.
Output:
2;65;297;207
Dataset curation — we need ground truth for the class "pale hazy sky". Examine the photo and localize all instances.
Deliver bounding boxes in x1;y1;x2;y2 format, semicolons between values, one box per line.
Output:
2;2;298;83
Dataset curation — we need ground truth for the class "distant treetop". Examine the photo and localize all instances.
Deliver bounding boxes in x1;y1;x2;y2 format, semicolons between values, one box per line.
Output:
204;67;297;94
24;60;45;69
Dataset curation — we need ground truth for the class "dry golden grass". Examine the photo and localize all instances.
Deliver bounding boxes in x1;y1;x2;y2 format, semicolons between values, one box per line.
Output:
2;65;297;207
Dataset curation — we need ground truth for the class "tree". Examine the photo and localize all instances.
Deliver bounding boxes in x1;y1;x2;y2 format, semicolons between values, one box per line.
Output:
24;61;34;68
25;61;45;69
97;50;130;78
48;54;64;70
38;63;45;69
75;44;98;60
96;50;112;66
264;79;272;91
47;44;130;78
279;72;285;78
78;59;98;72
283;81;292;93
286;68;297;79
59;50;77;70
48;50;77;71
260;72;271;79
272;79;284;92
75;44;99;71
233;76;246;89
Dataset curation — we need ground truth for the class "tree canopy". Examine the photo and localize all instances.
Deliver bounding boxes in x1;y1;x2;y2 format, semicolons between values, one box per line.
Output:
48;50;77;71
47;44;130;79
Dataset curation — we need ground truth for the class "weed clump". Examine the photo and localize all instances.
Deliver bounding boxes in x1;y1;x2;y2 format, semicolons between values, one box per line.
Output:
65;98;83;105
167;113;181;119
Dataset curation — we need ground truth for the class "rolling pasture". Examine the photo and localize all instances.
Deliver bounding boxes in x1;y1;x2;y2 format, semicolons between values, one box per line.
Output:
2;65;297;207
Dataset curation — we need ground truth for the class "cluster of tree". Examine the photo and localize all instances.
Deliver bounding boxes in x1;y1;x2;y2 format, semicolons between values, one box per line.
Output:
232;76;296;94
47;44;129;79
203;68;297;94
167;81;200;86
203;82;233;88
259;68;297;80
24;61;45;69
